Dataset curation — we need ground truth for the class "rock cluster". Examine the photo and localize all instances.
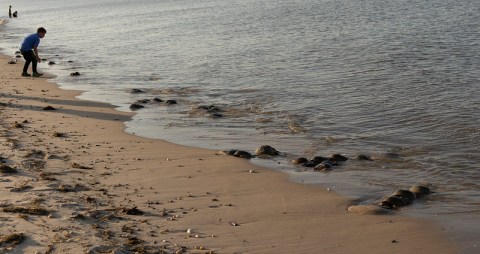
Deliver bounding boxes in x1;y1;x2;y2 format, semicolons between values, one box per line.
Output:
379;185;431;209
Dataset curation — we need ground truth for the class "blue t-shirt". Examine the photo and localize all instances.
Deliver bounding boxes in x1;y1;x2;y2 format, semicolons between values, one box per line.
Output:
19;33;40;51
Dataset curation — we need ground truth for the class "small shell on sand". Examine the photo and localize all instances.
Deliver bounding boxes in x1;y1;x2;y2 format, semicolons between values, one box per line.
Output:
347;205;393;215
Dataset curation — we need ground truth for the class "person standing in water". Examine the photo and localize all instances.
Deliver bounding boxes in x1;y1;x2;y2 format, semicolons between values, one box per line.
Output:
8;5;12;18
19;27;47;77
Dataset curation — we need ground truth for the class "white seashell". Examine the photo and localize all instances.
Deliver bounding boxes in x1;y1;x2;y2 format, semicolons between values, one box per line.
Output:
187;228;192;234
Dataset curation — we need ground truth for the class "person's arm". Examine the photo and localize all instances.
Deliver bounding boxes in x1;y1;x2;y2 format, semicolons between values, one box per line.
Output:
33;47;41;63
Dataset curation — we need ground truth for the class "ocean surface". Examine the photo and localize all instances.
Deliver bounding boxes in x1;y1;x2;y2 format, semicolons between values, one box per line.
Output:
1;0;479;251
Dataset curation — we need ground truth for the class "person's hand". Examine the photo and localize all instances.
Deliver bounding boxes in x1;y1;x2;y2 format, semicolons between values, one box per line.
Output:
37;57;42;63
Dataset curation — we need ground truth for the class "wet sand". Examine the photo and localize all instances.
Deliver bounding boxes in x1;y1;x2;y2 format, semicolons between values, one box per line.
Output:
0;53;458;253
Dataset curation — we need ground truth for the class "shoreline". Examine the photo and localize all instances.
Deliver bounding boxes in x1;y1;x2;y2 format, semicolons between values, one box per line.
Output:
0;53;459;253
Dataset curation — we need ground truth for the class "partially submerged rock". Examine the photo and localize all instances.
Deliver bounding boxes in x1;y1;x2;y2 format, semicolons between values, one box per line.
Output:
165;99;177;105
131;88;144;94
129;103;144;110
233;150;253;159
313;161;333;171
198;105;221;113
356;154;373;161
330;154;348;162
255;145;279;156
291;157;308;165
409;185;431;197
70;71;81;76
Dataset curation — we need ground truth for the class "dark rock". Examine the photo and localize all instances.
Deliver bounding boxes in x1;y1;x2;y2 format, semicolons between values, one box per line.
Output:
330;154;348;162
356;155;373;161
42;105;56;110
221;149;238;156
152;97;163;102
302;160;319;167
129;104;144;110
71;162;93;169
136;99;150;104
291;157;308;165
67;60;74;63
233;150;253;159
11;122;23;128
52;132;64;137
16;55;22;58
198;105;221;112
313;161;333;171
165;100;177;105
131;88;144;94
325;159;339;166
409;185;431;197
0;165;17;174
255;145;279;156
311;156;328;164
15;51;21;54
0;233;26;247
125;237;142;245
393;189;416;202
48;61;56;65
380;196;407;209
70;71;81;76
8;60;16;64
211;113;224;118
122;206;144;215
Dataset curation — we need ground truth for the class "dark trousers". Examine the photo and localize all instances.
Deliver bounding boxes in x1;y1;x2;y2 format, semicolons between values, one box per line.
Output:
21;50;37;73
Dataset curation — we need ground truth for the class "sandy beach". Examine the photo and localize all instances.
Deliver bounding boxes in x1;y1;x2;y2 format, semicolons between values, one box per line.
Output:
0;53;458;253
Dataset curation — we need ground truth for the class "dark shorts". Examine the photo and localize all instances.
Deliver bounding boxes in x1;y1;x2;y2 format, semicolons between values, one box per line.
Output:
21;50;37;62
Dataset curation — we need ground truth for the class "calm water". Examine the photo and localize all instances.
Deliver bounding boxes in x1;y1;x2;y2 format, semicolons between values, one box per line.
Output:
1;0;479;251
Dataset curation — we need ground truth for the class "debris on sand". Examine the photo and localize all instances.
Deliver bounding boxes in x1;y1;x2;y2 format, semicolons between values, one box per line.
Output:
0;233;26;248
3;205;50;216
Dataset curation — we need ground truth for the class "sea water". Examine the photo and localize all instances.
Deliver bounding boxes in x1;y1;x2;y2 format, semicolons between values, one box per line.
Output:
1;0;479;251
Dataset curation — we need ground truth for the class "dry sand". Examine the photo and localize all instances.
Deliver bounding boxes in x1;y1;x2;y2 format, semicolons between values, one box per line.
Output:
0;53;458;253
